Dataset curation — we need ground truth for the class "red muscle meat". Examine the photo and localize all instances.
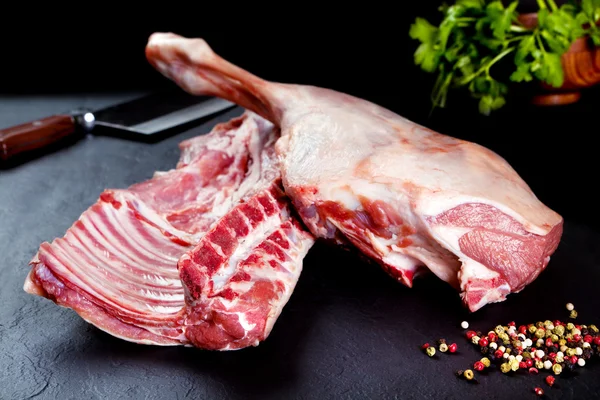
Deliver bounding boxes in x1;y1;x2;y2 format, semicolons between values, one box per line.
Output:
24;112;314;348
144;33;563;312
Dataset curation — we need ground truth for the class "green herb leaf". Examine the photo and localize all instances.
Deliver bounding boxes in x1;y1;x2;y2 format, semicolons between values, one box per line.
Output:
534;52;564;87
409;17;438;43
410;18;442;72
582;0;594;16
408;0;598;116
487;1;519;40
478;94;505;115
510;63;533;82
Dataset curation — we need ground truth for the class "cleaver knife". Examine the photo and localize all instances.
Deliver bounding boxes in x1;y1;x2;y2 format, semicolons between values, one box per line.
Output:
0;90;236;162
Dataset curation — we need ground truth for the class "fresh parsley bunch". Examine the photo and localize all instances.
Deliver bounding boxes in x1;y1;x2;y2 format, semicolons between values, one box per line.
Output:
410;0;600;115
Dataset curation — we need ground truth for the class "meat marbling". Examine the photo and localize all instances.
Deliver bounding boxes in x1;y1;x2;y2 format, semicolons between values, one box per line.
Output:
24;112;315;349
144;33;564;312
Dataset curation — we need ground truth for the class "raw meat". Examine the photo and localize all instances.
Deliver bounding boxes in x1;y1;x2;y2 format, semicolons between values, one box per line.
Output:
24;111;314;348
145;33;564;312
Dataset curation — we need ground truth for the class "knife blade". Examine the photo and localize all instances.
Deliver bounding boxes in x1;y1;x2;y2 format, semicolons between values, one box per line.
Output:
0;90;236;162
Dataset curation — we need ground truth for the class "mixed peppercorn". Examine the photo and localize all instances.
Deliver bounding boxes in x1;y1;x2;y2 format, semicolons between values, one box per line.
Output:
422;303;598;396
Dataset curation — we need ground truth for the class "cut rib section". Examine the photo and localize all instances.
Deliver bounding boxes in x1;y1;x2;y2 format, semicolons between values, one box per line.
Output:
24;111;308;348
179;184;315;350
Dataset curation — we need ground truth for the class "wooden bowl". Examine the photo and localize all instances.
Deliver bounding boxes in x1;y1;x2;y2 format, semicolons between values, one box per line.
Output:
518;12;600;106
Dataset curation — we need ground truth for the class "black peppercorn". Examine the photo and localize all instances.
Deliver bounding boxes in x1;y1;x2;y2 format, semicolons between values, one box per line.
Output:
481;346;489;354
582;328;589;336
565;362;575;372
548;346;558;353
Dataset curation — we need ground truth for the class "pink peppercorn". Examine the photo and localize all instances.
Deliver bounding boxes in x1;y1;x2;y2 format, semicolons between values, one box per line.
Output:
519;325;527;335
526;359;534;368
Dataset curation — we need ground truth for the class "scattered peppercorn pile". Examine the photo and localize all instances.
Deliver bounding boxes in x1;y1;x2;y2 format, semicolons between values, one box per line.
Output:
422;303;599;397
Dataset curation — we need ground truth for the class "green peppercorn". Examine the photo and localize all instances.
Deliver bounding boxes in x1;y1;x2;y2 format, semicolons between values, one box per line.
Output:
566;333;573;341
566;348;576;357
570;310;578;319
536;321;544;328
544;320;553;328
463;369;474;380
500;363;511;373
554;325;565;336
545;330;553;338
567;323;575;331
426;346;436;357
552;363;562;375
505;348;511;355
536;360;544;369
472;336;480;345
559;339;567;347
513;340;522;348
551;334;559;342
589;325;599;333
529;325;538;334
535;329;545;339
481;357;491;368
523;351;531;359
495;325;505;335
509;359;519;371
439;343;448;353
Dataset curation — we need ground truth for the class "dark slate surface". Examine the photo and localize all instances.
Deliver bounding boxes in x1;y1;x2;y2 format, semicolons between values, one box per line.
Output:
1;95;599;400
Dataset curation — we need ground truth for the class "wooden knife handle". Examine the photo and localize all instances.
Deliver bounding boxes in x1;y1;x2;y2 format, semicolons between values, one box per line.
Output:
0;115;77;161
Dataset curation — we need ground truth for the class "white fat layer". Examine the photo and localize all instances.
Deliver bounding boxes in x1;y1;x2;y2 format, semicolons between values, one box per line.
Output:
430;224;500;286
458;258;501;291
125;196;195;245
141;274;182;287
429;225;499;282
466;282;512;312
236;312;256;332
368;231;396;255
323;184;361;210
211;209;288;292
140;289;184;302
429;225;472;253
381;252;421;273
145;305;183;314
416;193;550;236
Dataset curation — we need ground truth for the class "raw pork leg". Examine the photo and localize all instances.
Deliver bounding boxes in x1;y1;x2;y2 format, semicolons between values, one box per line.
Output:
145;33;563;311
24;111;314;348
